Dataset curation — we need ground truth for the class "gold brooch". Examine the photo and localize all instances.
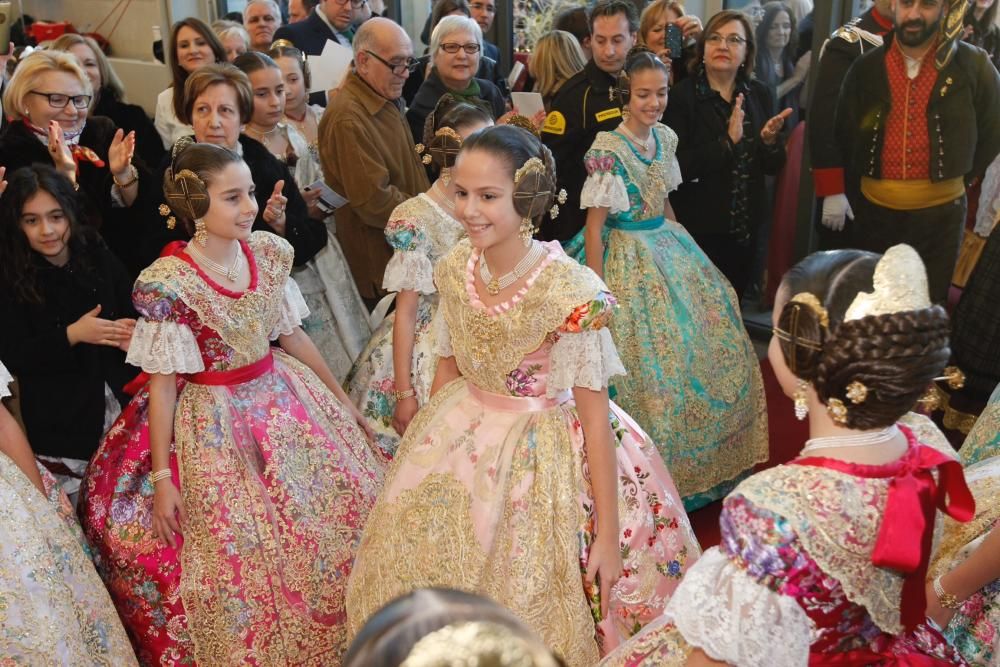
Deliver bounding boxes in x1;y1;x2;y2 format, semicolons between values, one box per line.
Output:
846;380;868;404
827;398;848;425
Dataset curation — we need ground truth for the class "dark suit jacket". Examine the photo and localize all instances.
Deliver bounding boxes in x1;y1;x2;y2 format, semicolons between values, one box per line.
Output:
273;9;349;55
483;39;499;64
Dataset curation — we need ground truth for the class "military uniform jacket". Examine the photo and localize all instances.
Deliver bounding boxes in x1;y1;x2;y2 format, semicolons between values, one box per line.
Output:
808;8;893;197
835;35;1000;189
541;60;623;242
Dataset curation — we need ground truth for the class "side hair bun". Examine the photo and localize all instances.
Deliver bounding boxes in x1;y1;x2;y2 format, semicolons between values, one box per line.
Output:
511;145;557;220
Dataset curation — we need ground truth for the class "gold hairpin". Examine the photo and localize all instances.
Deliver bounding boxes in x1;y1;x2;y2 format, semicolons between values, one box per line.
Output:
771;326;823;351
936;366;965;390
846;380;869;404
790;292;830;328
514;157;546;185
827;398;849;425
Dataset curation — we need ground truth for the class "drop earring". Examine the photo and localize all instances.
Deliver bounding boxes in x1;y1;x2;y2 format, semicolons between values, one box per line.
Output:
440;166;451;186
621;107;630;123
194;218;208;247
519;217;534;247
793;379;809;421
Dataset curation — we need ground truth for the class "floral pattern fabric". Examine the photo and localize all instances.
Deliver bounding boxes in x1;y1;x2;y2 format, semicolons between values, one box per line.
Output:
346;240;701;667
567;125;768;509
346;193;464;456
81;231;387;665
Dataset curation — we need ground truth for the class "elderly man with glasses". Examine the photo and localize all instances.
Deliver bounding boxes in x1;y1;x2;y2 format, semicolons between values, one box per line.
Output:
318;17;430;307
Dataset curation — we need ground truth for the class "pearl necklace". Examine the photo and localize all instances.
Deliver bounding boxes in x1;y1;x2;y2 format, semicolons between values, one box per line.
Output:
246;124;282;149
188;242;244;282
619;123;653;153
800;424;900;455
433;180;455;211
479;241;546;296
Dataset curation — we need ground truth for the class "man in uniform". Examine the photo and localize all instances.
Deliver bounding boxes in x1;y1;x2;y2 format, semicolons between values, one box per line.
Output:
834;0;1000;303
540;0;637;242
808;0;894;246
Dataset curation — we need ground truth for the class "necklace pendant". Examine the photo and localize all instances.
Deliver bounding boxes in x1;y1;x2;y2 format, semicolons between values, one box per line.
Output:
487;278;501;296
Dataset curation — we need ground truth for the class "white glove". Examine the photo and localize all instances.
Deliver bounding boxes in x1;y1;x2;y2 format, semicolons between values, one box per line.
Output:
821;193;854;231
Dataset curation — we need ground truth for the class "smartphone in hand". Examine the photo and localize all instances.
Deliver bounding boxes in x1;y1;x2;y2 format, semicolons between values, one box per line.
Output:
665;23;683;60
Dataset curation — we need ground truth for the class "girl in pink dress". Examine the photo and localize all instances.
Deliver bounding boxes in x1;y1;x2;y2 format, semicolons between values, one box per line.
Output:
81;143;387;665
346;125;700;667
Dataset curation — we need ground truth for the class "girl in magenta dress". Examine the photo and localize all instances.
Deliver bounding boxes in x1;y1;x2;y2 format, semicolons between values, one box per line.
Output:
600;246;973;667
81;143;386;665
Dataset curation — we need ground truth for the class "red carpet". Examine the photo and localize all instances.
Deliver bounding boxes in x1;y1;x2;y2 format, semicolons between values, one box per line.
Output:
688;359;809;547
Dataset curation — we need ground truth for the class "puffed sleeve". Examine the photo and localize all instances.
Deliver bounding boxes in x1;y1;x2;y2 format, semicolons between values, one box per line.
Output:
580;150;630;213
269;277;312;340
658;125;684;195
663;496;812;667
548;291;627;395
0;360;12;398
383;216;436;294
126;277;204;374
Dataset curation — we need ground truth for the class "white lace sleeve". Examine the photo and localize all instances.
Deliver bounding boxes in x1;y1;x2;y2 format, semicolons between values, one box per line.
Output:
665;154;683;194
383;250;436;294
664;548;812;667
432;308;453;358
269;277;312;340
0;360;12;398
548;328;626;396
126;319;204;374
580;171;630;213
976;154;1000;236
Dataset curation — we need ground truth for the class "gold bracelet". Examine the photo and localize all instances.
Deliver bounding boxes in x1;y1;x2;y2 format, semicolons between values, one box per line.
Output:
149;469;172;484
933;575;962;610
393;388;416;401
113;165;139;190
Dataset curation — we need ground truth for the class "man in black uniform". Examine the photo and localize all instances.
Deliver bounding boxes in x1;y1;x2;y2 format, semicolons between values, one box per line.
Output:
540;0;637;242
808;0;893;246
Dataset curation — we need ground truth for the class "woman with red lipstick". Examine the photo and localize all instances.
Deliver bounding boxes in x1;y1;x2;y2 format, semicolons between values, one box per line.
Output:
569;48;768;512
664;10;791;301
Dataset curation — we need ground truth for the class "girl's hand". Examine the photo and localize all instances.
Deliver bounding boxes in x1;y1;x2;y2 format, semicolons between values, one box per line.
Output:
925;580;957;630
391;395;419;436
47;121;77;182
67;305;133;347
152;479;186;549
302;186;324;219
351;408;377;445
585;533;623;619
108;128;136;179
264;180;288;235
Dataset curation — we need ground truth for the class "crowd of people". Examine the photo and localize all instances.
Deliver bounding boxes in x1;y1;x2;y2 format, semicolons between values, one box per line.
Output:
2;0;1000;664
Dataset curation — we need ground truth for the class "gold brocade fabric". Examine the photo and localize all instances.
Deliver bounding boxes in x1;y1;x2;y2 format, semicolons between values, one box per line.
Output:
597;618;691;667
930;458;1000;580
736;414;957;636
958;383;1000;467
436;239;609;394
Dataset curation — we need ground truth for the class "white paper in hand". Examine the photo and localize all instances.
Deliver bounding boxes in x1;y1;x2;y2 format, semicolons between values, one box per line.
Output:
507;61;524;89
306;180;349;213
511;92;545;120
307;39;353;93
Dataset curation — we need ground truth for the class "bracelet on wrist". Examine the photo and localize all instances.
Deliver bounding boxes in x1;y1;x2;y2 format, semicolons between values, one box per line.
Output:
150;468;172;484
113;164;139;190
393;387;416;401
933;575;962;610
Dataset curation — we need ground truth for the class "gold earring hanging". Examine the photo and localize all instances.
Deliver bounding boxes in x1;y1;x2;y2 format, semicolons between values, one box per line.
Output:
793;379;808;421
441;166;451;186
621;107;630;123
519;217;534;247
194;218;208;247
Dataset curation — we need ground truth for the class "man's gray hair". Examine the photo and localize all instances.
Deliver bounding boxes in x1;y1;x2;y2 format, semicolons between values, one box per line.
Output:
353;16;409;57
243;0;281;22
429;15;483;57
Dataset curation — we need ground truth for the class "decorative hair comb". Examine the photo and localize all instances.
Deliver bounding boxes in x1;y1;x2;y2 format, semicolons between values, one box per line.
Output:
844;244;931;321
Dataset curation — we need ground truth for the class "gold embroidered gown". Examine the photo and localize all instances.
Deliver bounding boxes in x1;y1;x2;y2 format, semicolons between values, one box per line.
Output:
346;240;701;666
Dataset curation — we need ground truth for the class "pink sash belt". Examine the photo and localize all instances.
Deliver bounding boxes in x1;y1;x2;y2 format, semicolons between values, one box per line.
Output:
467;382;572;412
184;351;274;386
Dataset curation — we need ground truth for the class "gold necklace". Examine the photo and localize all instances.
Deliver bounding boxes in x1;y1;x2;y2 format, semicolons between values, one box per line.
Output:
619;122;653;153
246;124;282;149
433;180;456;211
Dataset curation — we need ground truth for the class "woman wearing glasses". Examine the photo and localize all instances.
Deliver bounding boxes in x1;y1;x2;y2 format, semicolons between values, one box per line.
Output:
663;10;791;301
406;16;506;149
0;50;156;278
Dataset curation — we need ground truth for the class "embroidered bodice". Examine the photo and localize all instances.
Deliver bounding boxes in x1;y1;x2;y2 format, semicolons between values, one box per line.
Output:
382;193;464;295
581;123;683;223
126;232;309;374
433;240;625;397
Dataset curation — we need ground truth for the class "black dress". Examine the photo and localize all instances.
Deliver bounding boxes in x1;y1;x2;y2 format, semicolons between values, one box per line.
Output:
93;87;166;170
0;232;137;462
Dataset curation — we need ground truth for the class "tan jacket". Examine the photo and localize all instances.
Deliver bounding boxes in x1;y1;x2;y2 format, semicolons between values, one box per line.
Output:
319;71;430;299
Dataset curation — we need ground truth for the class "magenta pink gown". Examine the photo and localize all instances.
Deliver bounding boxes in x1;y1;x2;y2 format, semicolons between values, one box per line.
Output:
81;232;387;665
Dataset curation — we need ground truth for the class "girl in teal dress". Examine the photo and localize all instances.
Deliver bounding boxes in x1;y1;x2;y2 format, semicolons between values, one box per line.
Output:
567;48;769;510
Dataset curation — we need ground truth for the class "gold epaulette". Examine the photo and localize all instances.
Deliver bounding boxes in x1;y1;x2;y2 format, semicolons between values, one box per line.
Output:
831;21;884;48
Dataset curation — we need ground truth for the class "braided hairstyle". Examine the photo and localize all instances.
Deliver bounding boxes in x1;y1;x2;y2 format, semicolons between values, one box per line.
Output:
776;250;951;430
162;142;244;235
421;95;492;174
461;124;557;225
616;45;670;107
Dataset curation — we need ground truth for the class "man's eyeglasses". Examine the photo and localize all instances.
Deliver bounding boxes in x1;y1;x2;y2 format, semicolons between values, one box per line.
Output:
705;34;747;48
29;91;92;110
439;42;481;54
364;50;419;75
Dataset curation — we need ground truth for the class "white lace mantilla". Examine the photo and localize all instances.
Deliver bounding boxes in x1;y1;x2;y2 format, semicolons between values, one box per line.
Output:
269;277;312;340
383;250;435;294
548;328;626;396
665;548;813;667
126;319;205;374
0;360;11;398
580;172;630;213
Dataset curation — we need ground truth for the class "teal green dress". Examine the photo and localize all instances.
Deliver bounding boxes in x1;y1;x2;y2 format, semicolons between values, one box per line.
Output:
566;123;768;510
960;382;1000;467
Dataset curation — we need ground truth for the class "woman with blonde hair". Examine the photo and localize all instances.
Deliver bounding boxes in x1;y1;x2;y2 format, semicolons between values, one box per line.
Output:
529;30;585;111
212;19;251;62
639;0;700;87
49;33;165;168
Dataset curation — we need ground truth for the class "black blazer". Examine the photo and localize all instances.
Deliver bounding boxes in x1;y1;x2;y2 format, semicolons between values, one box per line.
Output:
93;88;166;170
406;68;506;145
273;9;348;55
147;135;328;267
0;233;137;461
403;54;509;106
664;75;786;237
0;116;161;278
